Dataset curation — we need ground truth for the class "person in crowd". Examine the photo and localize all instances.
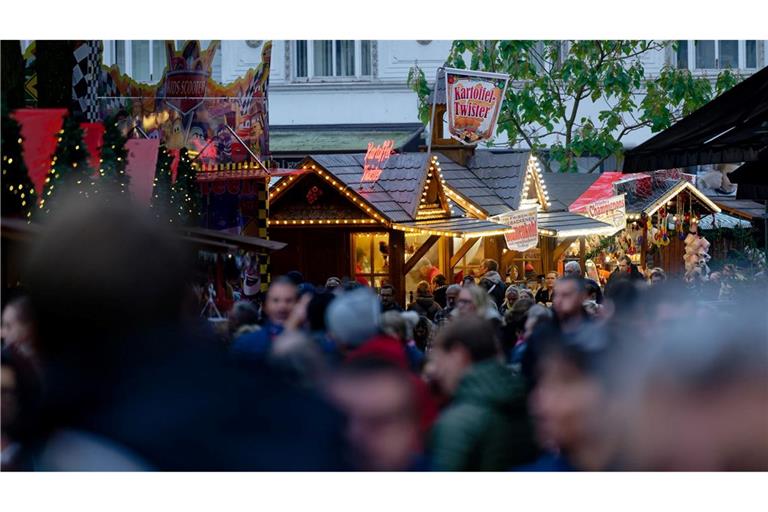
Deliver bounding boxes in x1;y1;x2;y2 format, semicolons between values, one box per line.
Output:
20;198;349;470
418;258;441;286
500;286;520;316
535;272;558;305
285;270;305;287
551;276;590;335
432;274;449;309
479;259;507;310
606;255;644;293
427;317;539;470
518;288;535;301
523;305;554;342
649;267;666;286
324;276;342;292
1;342;42;470
1;295;37;355
306;291;341;364
502;297;535;363
461;275;476;287
563;261;582;278
412;315;434;353
326;358;429;471
583;277;604;305
407;281;441;322
379;284;403;313
520;325;625;471
380;311;424;373
227;300;261;341
326;287;382;352
455;284;503;325
269;330;329;389
231;277;299;362
434;284;461;325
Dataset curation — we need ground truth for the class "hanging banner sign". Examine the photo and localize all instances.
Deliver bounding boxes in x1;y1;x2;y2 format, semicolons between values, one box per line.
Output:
497;208;539;252
361;139;394;187
574;194;627;230
445;67;509;145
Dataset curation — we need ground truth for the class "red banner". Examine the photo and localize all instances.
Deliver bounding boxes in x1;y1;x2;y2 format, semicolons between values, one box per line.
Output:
11;108;67;196
125;139;160;207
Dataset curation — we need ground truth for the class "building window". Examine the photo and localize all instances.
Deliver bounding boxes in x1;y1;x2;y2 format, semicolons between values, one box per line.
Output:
352;233;389;289
104;40;222;83
676;40;760;71
292;40;374;81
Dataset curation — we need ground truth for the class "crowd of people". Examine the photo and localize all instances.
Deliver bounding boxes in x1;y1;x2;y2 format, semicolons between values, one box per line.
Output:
2;200;767;471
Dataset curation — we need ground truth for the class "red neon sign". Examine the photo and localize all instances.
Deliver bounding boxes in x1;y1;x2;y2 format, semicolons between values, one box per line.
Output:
362;139;394;185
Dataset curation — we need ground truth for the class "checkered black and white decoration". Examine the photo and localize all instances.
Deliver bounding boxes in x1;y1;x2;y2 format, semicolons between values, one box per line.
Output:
72;41;102;122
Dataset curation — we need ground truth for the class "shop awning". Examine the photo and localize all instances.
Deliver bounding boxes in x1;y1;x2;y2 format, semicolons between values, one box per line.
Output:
394;217;515;238
623;66;768;172
536;211;619;238
708;196;767;220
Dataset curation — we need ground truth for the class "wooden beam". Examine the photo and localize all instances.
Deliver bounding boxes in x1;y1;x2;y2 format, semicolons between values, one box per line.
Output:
404;235;441;274
579;237;586;272
388;229;406;307
450;237;480;269
552;236;577;265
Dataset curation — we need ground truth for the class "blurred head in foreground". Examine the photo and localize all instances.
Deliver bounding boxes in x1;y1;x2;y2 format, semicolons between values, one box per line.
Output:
327;358;421;471
619;302;768;470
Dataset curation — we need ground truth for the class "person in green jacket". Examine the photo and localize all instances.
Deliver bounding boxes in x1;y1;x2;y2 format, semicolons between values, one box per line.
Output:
427;317;539;471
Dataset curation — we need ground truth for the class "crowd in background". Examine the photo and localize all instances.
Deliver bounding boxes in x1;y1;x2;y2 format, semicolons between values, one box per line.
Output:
2;200;767;471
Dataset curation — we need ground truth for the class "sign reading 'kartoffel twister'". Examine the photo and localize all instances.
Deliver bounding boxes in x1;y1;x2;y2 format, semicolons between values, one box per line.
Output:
497;208;539;252
445;68;509;145
361;139;395;188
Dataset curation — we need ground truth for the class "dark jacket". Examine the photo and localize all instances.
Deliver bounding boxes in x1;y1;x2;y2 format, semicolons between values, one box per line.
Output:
535;288;553;304
430;360;538;471
481;271;507;310
433;285;449;309
408;295;442;322
381;301;403;313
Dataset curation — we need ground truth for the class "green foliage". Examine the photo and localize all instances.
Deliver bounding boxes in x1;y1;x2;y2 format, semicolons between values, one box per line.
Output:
37;113;95;216
150;145;174;224
96;115;130;199
1;105;36;219
170;147;202;226
409;40;742;174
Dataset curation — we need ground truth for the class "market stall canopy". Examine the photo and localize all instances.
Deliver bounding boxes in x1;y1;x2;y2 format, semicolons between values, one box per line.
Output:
696;212;752;230
705;194;767;220
626;179;721;216
540;172;601;211
536;211;618;238
623;66;768;172
569;172;625;212
270;124;424;156
436;151;537;217
394;217;515;238
179;227;286;252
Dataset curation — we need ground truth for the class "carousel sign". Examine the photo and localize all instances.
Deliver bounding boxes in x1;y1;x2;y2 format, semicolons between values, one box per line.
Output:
498;208;539;252
444;68;509;145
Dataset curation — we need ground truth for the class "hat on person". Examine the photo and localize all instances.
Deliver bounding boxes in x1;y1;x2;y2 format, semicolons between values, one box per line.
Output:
325;287;381;348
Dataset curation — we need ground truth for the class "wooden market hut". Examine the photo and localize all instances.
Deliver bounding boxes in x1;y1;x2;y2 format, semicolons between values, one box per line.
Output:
267;153;519;306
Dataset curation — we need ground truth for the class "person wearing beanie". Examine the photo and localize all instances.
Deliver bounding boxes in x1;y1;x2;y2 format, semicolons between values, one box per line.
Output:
325;287;381;350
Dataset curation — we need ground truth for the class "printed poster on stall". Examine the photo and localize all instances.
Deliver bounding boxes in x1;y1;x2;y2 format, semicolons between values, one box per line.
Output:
445;67;509;145
574;194;626;231
497;208;539;252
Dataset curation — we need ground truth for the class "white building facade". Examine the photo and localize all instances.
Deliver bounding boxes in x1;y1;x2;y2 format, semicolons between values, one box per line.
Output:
94;39;768;149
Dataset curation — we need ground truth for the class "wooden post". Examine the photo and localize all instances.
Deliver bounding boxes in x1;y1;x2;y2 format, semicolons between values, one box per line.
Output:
641;214;648;270
450;238;480;269
552;237;578;269
404;235;440;274
579;237;586;272
388;229;406;308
